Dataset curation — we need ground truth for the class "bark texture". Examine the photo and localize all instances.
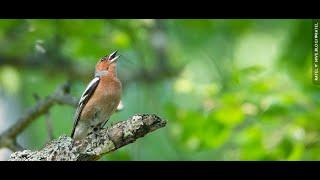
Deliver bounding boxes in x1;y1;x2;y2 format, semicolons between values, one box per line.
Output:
9;114;166;161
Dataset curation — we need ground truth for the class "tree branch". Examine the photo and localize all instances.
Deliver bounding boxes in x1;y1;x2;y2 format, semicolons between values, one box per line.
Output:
0;81;125;152
9;114;166;161
0;55;178;86
0;56;91;81
0;82;77;151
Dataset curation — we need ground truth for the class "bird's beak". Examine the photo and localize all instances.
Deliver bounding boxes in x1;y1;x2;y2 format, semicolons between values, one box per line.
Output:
109;55;120;64
108;50;120;64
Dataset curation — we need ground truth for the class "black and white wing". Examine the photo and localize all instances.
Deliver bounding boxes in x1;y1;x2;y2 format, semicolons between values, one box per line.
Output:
71;77;100;137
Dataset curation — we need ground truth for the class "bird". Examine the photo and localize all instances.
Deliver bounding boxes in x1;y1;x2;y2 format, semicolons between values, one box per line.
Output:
71;50;122;141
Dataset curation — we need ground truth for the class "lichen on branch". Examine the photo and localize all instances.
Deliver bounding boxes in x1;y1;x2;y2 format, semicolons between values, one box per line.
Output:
9;114;166;161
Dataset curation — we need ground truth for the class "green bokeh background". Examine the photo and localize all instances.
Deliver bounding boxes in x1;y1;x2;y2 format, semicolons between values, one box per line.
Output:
0;19;318;160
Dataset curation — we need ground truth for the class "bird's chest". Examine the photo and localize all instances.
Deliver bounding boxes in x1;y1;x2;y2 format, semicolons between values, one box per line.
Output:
91;98;115;123
90;86;121;125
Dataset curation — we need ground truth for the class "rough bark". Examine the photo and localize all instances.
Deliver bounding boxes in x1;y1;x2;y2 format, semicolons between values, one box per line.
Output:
9;114;166;161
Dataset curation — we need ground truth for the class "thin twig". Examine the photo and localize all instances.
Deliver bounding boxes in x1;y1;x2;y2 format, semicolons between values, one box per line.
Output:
45;111;54;142
0;82;77;151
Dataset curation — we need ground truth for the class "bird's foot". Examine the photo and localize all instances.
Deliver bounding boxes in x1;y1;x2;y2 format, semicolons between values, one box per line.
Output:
91;127;101;139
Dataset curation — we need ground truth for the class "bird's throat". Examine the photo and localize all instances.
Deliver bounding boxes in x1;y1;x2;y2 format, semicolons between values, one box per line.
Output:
95;70;108;77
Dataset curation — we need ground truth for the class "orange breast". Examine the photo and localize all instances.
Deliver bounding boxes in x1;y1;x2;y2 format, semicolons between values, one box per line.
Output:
80;76;122;125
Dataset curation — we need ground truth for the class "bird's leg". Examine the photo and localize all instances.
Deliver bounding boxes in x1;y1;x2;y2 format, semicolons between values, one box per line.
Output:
91;126;102;139
100;119;109;129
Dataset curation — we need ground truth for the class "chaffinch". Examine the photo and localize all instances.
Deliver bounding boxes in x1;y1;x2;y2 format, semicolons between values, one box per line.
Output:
71;50;122;141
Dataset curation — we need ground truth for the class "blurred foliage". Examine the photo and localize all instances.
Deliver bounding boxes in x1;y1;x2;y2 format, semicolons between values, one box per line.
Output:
0;19;318;160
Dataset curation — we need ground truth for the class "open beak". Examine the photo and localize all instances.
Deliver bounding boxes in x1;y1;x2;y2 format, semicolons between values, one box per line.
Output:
108;50;120;64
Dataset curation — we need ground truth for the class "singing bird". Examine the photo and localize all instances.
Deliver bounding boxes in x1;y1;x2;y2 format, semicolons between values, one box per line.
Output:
71;50;122;141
